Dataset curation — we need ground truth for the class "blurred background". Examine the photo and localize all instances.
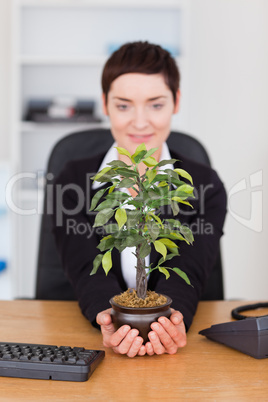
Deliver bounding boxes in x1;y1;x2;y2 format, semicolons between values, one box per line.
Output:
0;0;267;301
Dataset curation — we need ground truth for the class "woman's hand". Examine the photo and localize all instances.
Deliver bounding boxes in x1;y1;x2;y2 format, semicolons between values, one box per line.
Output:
96;308;146;357
96;308;186;357
145;309;187;356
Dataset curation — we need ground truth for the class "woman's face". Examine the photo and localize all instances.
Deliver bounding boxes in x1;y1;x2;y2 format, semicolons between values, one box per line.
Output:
102;73;180;160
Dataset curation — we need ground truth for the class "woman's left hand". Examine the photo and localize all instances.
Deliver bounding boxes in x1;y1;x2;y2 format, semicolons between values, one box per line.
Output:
145;309;187;355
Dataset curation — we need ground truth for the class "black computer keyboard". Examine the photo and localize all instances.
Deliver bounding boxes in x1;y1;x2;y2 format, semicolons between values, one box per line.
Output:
0;342;105;382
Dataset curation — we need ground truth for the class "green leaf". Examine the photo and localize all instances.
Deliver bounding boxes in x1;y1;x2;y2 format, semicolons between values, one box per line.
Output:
170;231;189;243
93;208;114;227
90;254;103;275
173;168;193;185
125;233;144;247
157;181;169;187
115;168;139;178
143;156;158;167
114;238;126;253
93;169;118;183
108;185;116;194
148;187;161;199
156;159;178;168
92;166;111;182
132;142;146;158
179;225;194;244
169;178;186;188
146;169;157;183
106;191;130;201
132;143;147;163
115;146;132;160
146;220;160;241
170;200;180;216
173;268;192;286
167;246;179;255
139;242;151;259
95;199;120;212
158;253;178;266
153;173;171;183
126;211;142;228
171;197;193;208
117;178;135;189
176;184;194;195
149;212;164;228
165;219;182;228
143;147;158;159
102;250;113;275
103;223;119;234
115;208;127;230
107;160;130;168
89;187;108;211
97;236;115;252
154;240;167;260
158;238;178;250
149;198;171;209
134;150;147;163
158;267;170;280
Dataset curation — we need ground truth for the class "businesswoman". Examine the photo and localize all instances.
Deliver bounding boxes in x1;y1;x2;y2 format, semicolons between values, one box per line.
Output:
52;42;227;357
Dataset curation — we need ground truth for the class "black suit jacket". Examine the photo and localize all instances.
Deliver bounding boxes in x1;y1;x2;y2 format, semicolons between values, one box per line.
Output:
52;149;227;330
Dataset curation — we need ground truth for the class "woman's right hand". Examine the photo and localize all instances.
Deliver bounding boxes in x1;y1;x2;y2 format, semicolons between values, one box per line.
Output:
96;308;146;357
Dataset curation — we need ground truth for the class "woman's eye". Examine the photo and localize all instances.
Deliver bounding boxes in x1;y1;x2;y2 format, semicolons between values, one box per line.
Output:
152;103;163;109
116;104;129;111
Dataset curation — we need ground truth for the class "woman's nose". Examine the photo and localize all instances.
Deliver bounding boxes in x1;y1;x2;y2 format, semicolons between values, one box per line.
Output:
132;108;149;130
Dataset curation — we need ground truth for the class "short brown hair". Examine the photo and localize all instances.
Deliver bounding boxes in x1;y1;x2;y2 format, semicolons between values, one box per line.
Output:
101;41;180;104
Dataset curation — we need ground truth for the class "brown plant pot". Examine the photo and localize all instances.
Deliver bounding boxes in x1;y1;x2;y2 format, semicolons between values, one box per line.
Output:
109;295;172;343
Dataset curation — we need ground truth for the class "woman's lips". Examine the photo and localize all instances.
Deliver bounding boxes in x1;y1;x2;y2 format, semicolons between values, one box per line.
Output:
128;134;154;143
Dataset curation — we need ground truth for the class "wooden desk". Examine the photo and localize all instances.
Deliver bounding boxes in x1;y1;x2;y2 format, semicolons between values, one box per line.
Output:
0;300;267;401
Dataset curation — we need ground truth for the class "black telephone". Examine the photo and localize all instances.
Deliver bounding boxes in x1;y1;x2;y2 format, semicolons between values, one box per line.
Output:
199;302;268;359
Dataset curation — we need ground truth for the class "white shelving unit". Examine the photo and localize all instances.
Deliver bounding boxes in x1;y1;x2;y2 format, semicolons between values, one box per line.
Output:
10;0;191;298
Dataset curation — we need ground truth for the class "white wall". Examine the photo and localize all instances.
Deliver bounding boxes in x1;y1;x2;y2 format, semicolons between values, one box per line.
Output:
0;0;267;300
0;0;11;162
189;0;268;299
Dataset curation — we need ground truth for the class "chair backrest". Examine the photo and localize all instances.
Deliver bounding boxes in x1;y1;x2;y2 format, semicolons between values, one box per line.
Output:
36;128;224;301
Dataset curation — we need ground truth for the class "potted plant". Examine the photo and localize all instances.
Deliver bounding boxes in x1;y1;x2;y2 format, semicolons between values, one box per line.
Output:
89;143;194;341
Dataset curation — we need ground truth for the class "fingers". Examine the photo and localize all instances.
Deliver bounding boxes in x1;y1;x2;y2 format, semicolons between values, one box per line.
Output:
158;315;187;348
97;308;187;357
169;312;187;347
147;311;187;355
96;309;116;344
111;328;145;358
105;324;131;349
145;341;155;356
148;327;167;354
137;344;146;356
127;337;145;357
110;328;137;353
96;308;112;326
97;309;144;357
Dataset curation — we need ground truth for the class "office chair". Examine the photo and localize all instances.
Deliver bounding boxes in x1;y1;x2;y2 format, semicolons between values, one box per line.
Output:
36;128;224;301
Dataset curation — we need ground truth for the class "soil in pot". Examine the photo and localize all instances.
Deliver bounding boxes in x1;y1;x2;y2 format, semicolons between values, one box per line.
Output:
110;289;172;343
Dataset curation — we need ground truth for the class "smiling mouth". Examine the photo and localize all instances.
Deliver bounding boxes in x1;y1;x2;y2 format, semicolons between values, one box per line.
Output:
128;133;154;142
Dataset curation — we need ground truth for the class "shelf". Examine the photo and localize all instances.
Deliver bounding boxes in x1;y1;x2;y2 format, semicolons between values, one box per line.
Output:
19;0;187;10
19;55;184;66
20;120;109;133
20;55;184;67
19;55;107;66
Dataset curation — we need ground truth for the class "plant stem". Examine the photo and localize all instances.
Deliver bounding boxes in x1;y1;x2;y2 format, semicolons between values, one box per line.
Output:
136;243;147;299
135;162;147;299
